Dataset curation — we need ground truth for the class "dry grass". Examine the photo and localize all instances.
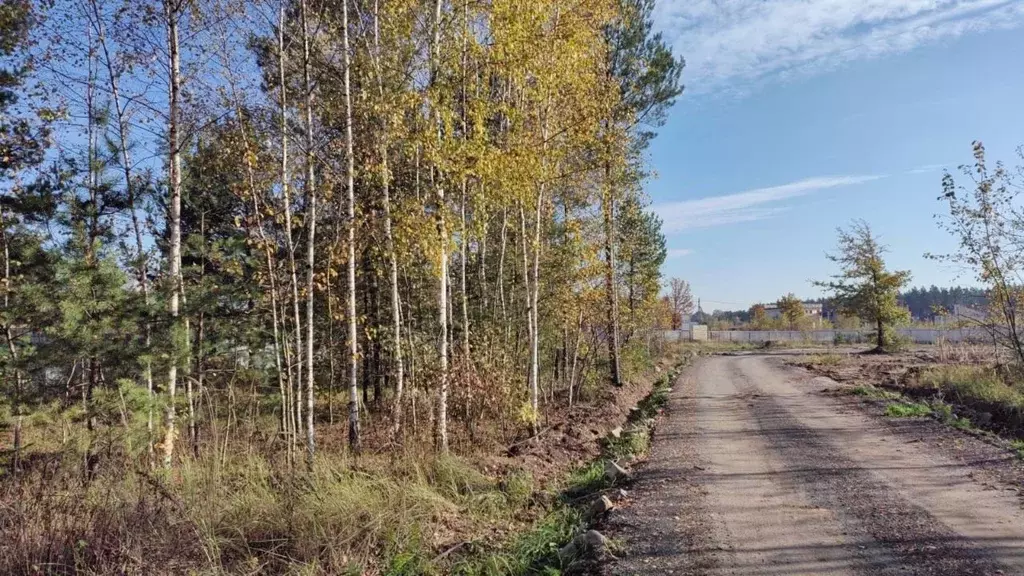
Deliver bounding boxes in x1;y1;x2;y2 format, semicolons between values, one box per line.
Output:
0;346;687;575
804;353;845;367
911;365;1024;411
0;448;533;575
935;340;998;364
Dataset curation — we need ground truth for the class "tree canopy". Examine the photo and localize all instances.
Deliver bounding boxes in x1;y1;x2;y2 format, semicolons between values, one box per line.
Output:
816;221;911;350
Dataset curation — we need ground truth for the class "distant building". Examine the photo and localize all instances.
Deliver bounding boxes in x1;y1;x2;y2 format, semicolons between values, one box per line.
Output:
764;302;823;321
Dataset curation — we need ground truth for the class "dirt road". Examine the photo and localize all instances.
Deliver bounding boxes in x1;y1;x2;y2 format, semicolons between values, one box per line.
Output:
605;354;1024;576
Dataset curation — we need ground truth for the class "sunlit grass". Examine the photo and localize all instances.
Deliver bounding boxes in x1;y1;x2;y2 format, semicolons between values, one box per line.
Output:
884;402;933;418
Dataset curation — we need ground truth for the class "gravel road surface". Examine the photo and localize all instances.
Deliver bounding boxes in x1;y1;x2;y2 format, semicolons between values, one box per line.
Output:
604;354;1024;575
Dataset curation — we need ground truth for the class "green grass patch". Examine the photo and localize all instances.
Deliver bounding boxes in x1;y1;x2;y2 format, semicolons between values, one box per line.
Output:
951;416;974;430
927;401;971;429
450;505;581;576
600;375;671;461
458;363;685;575
885;402;933;418
562;460;608;498
1011;440;1024;460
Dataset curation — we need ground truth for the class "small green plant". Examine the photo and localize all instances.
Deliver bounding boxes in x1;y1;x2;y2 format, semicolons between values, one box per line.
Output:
932;401;955;423
502;470;534;508
951;416;973;430
1010;440;1024;460
885;402;932;418
451;505;581;575
603;429;650;460
563;461;607;498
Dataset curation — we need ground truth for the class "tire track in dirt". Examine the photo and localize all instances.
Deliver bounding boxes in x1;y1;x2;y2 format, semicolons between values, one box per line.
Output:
604;355;1024;576
729;357;1005;575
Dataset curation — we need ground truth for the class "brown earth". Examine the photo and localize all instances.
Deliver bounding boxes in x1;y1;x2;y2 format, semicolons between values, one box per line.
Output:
602;353;1024;576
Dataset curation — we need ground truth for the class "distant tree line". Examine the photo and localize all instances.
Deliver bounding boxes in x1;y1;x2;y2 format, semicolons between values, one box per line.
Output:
693;285;986;331
897;286;987;321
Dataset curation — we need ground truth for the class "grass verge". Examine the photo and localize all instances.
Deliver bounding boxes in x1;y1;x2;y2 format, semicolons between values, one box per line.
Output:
847;371;1007;439
454;363;683;575
875;394;972;430
911;365;1024;413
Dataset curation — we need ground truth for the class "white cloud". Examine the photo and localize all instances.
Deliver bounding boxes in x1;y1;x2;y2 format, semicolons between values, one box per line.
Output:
655;0;1024;94
906;163;948;174
655;174;882;232
667;248;694;258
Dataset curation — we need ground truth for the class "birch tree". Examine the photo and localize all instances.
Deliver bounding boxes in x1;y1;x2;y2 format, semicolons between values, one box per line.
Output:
161;0;185;468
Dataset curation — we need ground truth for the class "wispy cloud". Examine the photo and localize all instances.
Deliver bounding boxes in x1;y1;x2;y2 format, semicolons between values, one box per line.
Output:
655;175;882;233
655;0;1024;94
906;163;949;174
667;248;694;259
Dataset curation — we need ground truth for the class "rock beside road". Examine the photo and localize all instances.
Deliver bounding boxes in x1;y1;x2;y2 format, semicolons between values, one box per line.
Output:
557;530;610;565
604;460;630;483
585;495;615;521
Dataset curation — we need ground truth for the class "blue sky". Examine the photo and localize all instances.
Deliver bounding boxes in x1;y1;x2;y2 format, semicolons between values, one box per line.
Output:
648;0;1024;311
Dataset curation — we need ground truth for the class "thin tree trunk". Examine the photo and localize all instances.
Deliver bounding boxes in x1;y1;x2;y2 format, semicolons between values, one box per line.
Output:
89;1;154;458
498;207;508;344
627;253;636;342
84;26;99;478
341;0;360;455
518;203;536;431
372;274;382;405
266;233;289;450
603;155;622;387
460;182;470;363
300;0;318;465
479;220;488;312
280;293;296;459
569;308;583;407
361;254;371;407
228;70;290;459
162;0;184;468
188;213;207;458
1;207;24;475
327;275;336;426
278;6;305;456
430;0;449;454
458;0;472;419
192;311;204;457
529;132;547;434
384;158;405;439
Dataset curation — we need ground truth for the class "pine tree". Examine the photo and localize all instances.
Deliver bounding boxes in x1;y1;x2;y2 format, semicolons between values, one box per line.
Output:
601;0;683;386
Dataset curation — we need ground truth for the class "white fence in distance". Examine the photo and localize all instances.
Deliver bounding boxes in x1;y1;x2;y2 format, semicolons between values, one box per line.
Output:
664;327;992;344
